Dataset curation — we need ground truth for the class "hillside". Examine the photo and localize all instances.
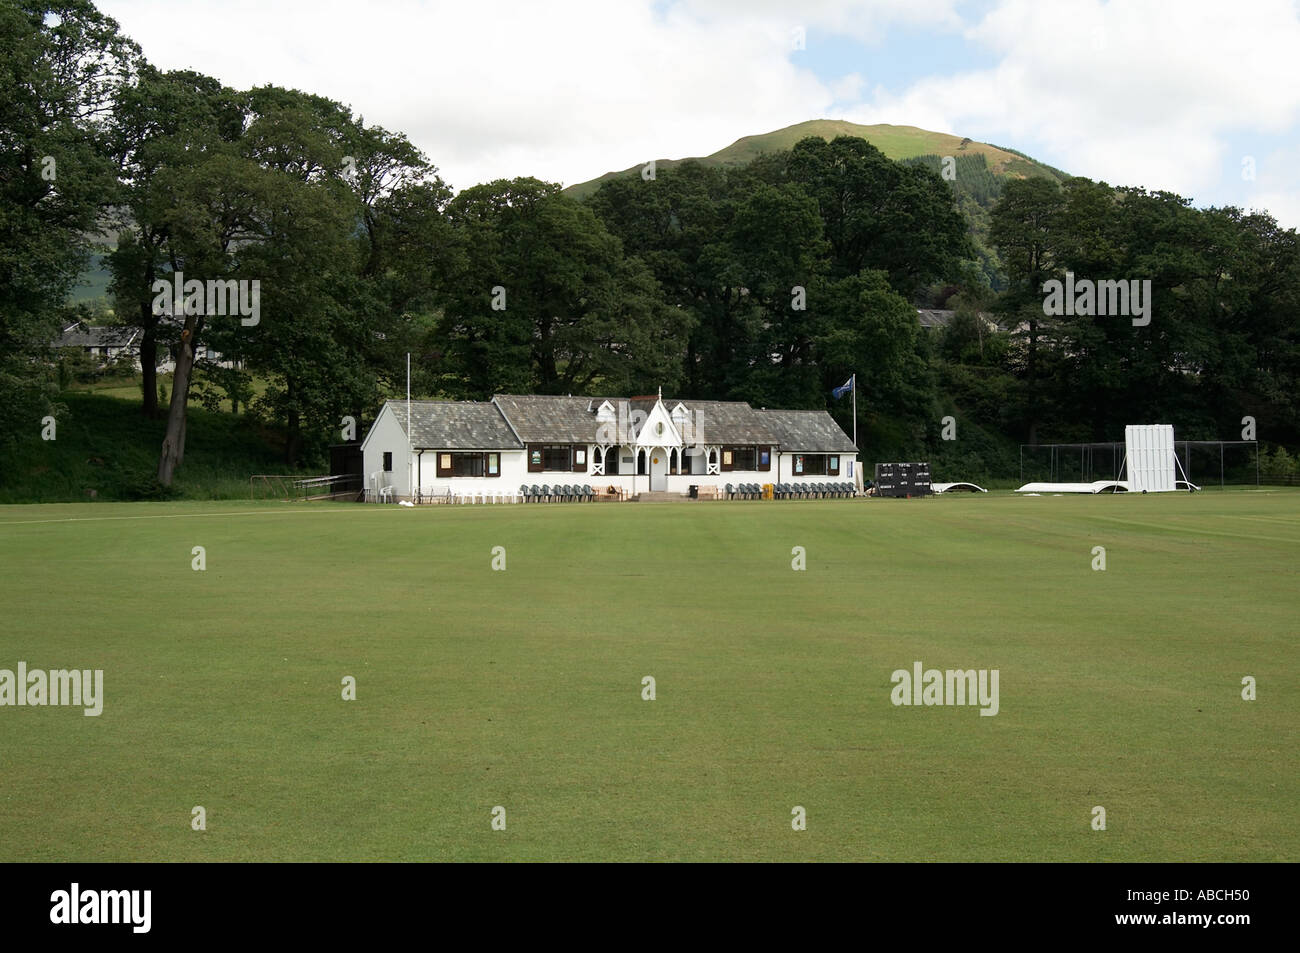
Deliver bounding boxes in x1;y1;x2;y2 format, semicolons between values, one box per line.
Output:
70;122;1067;306
563;119;1069;200
0;391;299;503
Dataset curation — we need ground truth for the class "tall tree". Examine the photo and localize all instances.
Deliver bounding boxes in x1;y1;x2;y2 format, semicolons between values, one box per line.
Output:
439;178;689;397
785;135;970;295
989;176;1065;442
587;161;753;398
108;66;243;417
0;0;137;452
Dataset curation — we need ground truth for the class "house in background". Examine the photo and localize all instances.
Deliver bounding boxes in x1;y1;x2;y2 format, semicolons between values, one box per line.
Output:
916;309;1000;331
55;322;141;365
361;392;860;502
54;320;235;372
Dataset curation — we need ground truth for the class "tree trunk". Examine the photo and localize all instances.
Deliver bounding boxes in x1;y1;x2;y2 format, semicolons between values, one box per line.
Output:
157;316;202;486
284;377;300;467
139;315;158;418
1026;313;1040;444
285;412;300;467
139;255;159;417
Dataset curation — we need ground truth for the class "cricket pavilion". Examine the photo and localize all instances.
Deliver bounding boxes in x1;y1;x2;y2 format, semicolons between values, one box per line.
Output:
360;391;860;502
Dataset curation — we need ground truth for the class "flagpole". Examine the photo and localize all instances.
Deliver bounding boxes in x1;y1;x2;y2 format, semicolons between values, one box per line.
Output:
851;373;857;449
406;353;412;502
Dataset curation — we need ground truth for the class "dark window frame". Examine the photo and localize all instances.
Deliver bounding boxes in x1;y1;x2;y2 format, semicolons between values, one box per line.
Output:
793;453;838;476
436;451;499;478
723;446;757;471
543;445;573;472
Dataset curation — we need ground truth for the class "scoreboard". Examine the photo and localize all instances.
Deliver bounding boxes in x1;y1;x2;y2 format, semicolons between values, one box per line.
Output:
873;462;933;498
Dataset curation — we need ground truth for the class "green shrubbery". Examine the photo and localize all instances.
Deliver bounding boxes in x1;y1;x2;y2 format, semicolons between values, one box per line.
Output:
1260;446;1300;481
0;391;302;503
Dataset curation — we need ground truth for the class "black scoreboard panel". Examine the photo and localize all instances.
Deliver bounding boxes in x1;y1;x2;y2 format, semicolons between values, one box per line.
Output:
873;462;933;497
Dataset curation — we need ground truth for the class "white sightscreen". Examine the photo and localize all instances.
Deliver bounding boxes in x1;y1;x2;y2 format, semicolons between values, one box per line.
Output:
1125;424;1176;492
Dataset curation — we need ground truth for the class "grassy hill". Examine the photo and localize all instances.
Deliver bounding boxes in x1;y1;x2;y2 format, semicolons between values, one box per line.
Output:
563;119;1069;201
0;390;300;504
564;119;1070;290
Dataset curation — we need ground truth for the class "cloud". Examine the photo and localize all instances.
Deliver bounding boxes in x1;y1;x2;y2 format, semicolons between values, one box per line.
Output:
829;72;867;103
96;0;1300;226
670;0;965;43
1245;143;1300;226
99;0;842;190
839;0;1300;222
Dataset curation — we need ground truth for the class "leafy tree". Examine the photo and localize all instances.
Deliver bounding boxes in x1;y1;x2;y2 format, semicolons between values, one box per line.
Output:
108;66;243;417
0;0;137;454
785;135;970;295
989;176;1066;442
438;178;689;398
815;270;933;432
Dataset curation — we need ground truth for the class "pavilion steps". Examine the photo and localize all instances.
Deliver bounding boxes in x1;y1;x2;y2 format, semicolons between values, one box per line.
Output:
633;491;691;503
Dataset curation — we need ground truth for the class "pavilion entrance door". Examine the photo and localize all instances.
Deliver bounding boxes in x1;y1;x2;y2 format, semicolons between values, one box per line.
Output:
649;448;668;491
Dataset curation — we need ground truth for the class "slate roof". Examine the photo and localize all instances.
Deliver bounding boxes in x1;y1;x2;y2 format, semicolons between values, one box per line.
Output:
508;395;782;445
917;309;1001;331
667;399;778;445
57;323;140;349
491;394;613;444
384;394;855;452
389;400;523;450
916;309;955;329
757;409;858;452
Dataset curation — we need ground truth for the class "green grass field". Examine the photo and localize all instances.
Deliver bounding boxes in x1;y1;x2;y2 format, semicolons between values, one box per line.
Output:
0;491;1295;862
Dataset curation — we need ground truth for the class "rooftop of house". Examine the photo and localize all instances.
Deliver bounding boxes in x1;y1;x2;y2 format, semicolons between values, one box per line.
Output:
381;394;856;453
916;309;1001;331
56;322;141;349
757;408;859;454
389;400;523;451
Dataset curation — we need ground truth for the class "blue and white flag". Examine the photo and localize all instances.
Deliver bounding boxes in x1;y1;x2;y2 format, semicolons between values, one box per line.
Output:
831;376;853;400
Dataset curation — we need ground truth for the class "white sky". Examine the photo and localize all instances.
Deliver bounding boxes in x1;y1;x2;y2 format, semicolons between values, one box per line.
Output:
98;0;1300;226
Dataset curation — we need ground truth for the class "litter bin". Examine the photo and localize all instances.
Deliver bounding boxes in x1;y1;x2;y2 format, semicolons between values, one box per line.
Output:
762;483;774;500
689;484;698;499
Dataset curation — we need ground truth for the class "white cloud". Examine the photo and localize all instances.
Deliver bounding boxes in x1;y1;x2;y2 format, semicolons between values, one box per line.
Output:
98;0;848;190
829;72;867;103
840;0;1300;223
671;0;965;44
95;0;1300;226
1246;144;1300;226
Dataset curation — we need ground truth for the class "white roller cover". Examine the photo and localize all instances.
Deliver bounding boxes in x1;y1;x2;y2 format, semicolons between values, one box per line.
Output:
1125;424;1176;492
1015;481;1129;493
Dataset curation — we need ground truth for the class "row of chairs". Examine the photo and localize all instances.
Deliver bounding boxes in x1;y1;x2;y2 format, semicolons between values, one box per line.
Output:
520;484;596;502
778;482;856;499
725;482;857;500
